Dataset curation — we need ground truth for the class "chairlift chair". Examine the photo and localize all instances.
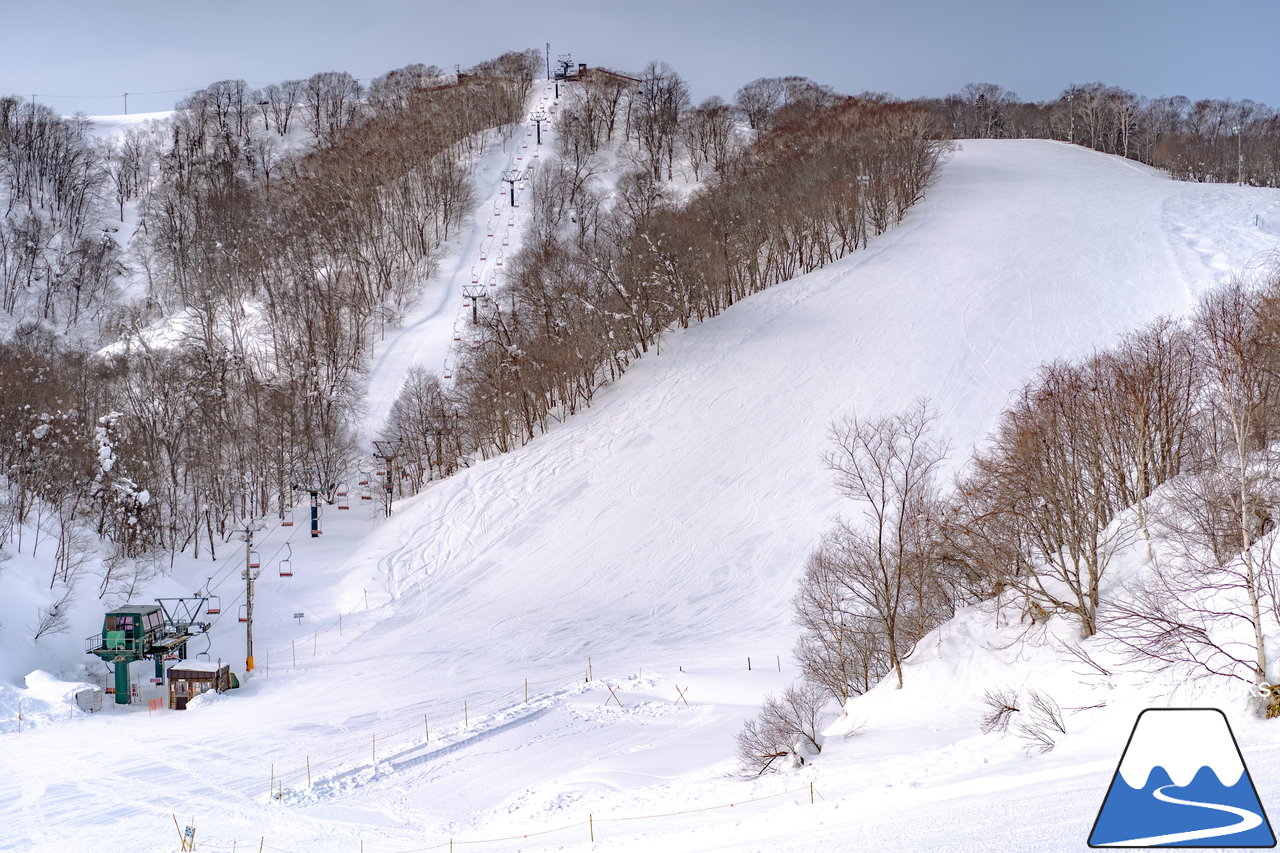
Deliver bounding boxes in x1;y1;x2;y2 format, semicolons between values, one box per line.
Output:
279;558;293;578
282;508;295;527
337;485;350;510
248;550;261;569
237;605;248;623
206;595;222;616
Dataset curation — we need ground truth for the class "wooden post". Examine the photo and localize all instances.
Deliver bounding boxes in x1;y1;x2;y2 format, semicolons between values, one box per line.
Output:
292;639;296;667
589;813;594;842
270;764;274;797
777;655;781;672
339;612;343;635
307;756;311;787
524;677;528;703
810;781;815;804
372;733;377;763
364;588;369;610
748;657;752;671
259;839;264;853
464;700;469;727
425;715;429;740
172;815;184;848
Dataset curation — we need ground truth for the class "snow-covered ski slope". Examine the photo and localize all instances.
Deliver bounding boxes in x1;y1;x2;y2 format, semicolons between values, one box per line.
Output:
360;86;554;435
6;138;1280;853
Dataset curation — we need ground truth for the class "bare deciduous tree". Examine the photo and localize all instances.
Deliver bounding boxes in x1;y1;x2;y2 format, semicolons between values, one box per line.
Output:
807;400;950;689
735;681;828;776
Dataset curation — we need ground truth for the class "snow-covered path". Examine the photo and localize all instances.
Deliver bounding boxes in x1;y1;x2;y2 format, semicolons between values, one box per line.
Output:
359;82;558;439
4;138;1280;852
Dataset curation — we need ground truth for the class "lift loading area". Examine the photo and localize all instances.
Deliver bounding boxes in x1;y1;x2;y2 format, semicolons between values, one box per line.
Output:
85;598;216;705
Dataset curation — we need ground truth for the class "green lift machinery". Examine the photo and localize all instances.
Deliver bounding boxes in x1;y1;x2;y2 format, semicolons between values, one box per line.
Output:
85;599;208;704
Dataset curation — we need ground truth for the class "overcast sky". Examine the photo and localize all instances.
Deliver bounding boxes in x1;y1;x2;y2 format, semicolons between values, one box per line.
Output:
6;0;1280;117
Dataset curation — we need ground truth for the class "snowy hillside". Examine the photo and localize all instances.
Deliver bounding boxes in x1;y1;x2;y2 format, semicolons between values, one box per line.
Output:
3;134;1280;852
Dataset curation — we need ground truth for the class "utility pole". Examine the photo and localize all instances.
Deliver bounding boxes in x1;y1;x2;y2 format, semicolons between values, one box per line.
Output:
123;92;128;115
1236;124;1244;185
545;42;551;80
531;110;545;145
372;438;405;518
234;522;264;671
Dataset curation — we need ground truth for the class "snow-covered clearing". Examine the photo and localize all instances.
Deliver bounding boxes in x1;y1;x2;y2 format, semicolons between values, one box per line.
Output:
3;116;1280;852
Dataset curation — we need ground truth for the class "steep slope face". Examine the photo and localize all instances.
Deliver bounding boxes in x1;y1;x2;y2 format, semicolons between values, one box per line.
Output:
6;139;1280;851
361;139;1279;675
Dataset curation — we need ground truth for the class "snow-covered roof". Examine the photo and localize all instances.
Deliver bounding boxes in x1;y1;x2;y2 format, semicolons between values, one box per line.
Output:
166;660;227;674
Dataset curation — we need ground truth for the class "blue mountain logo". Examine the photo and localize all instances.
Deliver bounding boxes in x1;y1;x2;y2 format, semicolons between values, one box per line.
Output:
1089;708;1276;847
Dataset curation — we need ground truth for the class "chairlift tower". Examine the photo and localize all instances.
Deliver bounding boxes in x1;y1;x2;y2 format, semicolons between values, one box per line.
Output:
85;597;210;704
294;469;332;539
502;169;521;207
462;283;486;324
372;438;406;518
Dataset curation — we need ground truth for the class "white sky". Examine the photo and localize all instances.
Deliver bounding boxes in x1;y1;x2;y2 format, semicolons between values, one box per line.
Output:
5;0;1280;116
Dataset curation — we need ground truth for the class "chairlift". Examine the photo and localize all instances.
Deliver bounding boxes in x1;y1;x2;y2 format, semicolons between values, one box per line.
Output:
280;544;294;578
206;595;222;616
337;484;350;510
238;605;248;623
248;550;261;569
358;472;370;486
282;508;295;528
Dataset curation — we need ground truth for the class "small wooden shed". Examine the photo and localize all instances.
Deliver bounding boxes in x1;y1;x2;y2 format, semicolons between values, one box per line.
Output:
167;660;232;710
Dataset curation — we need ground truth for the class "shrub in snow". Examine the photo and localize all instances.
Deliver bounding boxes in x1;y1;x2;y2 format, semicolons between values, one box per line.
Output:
979;687;1021;734
31;589;74;640
980;687;1067;752
1014;689;1067;754
735;681;827;776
